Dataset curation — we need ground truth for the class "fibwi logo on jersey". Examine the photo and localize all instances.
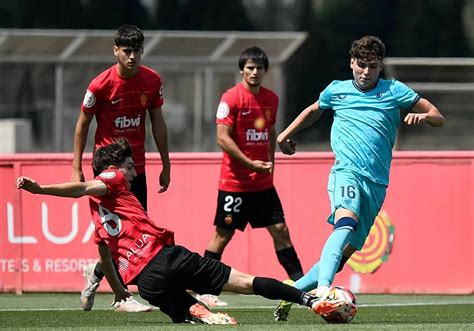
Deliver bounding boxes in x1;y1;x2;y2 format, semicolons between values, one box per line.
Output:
246;129;268;141
114;115;141;128
347;209;395;274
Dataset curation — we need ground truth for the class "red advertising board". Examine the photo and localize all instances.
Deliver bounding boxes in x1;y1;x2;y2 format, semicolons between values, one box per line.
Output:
0;152;473;294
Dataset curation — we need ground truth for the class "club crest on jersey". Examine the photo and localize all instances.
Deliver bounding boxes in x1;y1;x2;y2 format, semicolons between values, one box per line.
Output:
140;94;148;106
82;90;96;108
254;117;265;130
376;91;387;99
265;109;272;121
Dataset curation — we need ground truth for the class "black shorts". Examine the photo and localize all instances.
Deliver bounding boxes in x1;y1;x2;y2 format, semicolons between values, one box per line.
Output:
93;167;147;210
135;245;231;322
213;186;285;231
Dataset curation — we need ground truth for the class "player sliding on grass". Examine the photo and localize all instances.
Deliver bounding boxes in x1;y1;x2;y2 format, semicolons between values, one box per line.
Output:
72;24;170;313
17;138;331;324
273;35;444;321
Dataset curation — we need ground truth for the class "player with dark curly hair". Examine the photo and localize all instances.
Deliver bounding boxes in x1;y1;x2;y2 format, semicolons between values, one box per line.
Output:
17;138;326;325
274;35;444;321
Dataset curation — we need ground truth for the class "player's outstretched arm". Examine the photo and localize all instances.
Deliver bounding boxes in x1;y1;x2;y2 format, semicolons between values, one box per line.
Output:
404;98;444;127
16;176;108;198
277;101;323;154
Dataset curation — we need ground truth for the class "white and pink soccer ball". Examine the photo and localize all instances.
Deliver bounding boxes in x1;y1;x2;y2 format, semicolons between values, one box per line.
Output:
320;286;358;323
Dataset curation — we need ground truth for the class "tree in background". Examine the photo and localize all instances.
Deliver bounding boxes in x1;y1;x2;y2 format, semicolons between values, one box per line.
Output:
0;0;84;28
154;0;252;30
0;0;471;150
279;0;471;146
390;0;469;57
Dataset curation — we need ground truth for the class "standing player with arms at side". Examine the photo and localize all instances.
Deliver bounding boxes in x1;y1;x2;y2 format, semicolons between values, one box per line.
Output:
71;25;170;312
274;35;444;321
198;47;303;307
17;138;331;325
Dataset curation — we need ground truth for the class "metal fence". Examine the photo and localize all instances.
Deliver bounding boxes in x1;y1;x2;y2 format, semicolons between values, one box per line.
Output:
384;57;474;150
0;29;472;153
0;29;307;153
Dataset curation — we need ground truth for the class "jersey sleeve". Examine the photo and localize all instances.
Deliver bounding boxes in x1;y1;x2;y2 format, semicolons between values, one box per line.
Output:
390;79;420;112
318;81;339;111
93;226;107;245
95;170;126;197
148;75;164;110
216;91;237;126
81;80;101;114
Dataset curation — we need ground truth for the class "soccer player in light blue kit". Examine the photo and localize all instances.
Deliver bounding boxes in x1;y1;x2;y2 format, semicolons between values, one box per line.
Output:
274;36;444;321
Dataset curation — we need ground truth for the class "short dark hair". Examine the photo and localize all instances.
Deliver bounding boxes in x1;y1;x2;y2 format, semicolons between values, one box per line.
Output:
238;46;269;71
93;138;133;173
349;36;385;61
114;24;144;49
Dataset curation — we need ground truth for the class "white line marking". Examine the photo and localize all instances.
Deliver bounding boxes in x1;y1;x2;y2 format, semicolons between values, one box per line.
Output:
0;301;472;312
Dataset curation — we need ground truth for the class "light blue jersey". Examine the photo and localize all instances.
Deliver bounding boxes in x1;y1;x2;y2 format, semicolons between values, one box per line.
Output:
319;79;420;186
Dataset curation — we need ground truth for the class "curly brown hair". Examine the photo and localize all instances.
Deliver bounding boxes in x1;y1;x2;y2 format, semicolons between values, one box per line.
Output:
93;138;133;173
349;36;385;61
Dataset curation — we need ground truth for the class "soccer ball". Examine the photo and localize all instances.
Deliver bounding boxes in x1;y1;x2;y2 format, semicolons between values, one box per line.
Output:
320;286;357;323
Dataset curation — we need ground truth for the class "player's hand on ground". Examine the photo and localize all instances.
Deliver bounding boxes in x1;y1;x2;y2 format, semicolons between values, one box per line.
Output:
112;289;132;305
404;113;427;126
158;169;170;193
278;138;297;155
250;160;273;173
70;169;85;182
16;176;41;193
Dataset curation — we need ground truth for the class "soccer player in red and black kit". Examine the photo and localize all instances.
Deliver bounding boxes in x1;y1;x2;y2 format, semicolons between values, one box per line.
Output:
199;47;303;307
71;25;170;312
17;139;328;325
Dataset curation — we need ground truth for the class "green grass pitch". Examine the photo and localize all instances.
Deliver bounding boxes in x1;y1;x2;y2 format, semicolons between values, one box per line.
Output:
0;292;473;330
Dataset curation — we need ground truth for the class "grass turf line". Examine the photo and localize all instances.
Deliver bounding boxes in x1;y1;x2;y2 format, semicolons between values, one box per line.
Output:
0;293;472;330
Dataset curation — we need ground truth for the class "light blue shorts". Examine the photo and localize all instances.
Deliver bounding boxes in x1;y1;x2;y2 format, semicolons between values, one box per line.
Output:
327;169;386;250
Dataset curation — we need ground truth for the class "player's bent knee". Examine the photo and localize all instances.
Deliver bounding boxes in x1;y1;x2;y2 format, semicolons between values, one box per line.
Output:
268;224;290;241
224;269;254;294
216;228;235;239
272;222;288;233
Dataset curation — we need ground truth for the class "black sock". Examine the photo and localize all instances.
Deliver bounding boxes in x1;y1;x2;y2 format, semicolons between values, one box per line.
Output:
252;277;315;307
94;262;104;280
204;250;222;261
276;246;303;281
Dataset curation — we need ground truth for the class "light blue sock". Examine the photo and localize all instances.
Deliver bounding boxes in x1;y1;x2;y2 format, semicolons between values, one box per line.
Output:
318;227;353;287
293;262;320;292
